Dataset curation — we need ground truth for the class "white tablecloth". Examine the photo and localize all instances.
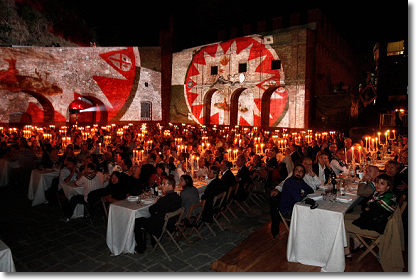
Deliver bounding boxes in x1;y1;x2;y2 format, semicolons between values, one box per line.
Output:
106;199;154;255
61;181;85;219
27;169;59;206
0;159;19;187
192;180;208;198
0;239;16;272
287;191;358;272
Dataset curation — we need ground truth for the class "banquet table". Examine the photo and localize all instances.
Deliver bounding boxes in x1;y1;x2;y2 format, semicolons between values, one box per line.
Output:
106;180;209;255
27;169;59;206
106;197;155;255
0;159;19;187
287;184;358;272
0;239;16;272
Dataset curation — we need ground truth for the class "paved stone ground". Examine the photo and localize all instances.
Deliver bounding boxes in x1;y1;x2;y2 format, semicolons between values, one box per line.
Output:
0;183;271;272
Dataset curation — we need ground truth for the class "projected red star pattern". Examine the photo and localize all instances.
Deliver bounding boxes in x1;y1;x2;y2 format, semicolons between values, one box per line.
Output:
185;37;289;126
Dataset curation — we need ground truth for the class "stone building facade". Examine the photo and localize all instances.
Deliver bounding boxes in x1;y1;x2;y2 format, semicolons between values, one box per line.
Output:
0;46;162;126
168;9;359;130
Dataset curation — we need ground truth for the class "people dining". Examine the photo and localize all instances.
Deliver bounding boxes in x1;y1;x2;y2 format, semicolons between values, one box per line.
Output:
133;176;182;254
279;164;314;219
344;174;398;259
178;174;200;217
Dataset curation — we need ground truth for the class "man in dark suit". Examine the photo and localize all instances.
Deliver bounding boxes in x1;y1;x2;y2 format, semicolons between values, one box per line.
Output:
201;166;224;223
312;151;332;184
134;176;182;254
220;160;237;192
235;154;252;201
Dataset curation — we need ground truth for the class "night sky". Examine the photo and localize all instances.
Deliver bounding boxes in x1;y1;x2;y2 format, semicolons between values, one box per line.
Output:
50;0;408;53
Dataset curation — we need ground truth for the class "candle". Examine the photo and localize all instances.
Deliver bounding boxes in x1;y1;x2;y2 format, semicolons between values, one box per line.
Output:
358;146;361;163
351;147;354;163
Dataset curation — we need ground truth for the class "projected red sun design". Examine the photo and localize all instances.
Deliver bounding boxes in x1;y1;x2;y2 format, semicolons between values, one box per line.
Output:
185;37;289;127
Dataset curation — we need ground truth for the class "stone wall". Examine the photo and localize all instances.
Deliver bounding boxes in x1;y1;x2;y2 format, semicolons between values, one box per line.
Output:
0;46;162;125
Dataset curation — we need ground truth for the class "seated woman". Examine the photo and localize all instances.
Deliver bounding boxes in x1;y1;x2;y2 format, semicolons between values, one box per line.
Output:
344;174;398;259
104;171;130;203
179;174;200;218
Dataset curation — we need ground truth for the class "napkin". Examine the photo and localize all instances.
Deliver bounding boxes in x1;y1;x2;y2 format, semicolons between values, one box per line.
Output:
336;197;352;203
307;193;322;201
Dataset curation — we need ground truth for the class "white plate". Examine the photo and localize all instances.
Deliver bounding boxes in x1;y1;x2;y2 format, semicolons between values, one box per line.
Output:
307;193;322;201
142;199;154;204
127;196;138;202
336;197;352;203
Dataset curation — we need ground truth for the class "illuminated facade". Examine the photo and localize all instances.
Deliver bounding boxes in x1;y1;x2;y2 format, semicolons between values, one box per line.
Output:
170;9;359;130
0;47;162;125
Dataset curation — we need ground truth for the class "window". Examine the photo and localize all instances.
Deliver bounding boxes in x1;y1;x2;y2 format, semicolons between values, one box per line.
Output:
387;40;405;56
211;66;218;75
271;60;281;70
141;102;152;120
238;63;247;73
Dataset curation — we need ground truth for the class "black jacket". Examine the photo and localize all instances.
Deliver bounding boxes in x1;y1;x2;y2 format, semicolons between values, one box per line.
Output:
144;190;182;236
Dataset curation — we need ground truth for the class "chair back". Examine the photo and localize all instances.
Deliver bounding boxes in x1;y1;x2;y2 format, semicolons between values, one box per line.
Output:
213;191;227;212
226;183;239;202
187;200;205;221
162;207;185;233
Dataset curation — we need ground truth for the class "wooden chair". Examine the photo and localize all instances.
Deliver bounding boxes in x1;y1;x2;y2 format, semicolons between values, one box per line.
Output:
151;207;185;261
101;196;109;220
277;210;291;238
233;183;249;214
178;200;205;245
220;183;239;223
204;191;227;235
355;202;406;262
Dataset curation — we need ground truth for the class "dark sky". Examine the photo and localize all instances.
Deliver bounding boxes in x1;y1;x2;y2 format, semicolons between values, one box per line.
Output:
62;0;408;53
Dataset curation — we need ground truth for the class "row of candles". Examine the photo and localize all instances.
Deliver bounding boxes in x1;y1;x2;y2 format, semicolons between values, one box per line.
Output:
3;124;400;160
364;130;396;151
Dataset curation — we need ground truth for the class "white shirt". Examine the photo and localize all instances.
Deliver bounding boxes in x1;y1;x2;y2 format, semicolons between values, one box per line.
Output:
76;172;104;202
318;163;326;183
330;159;348;176
58;168;77;190
277;172;324;192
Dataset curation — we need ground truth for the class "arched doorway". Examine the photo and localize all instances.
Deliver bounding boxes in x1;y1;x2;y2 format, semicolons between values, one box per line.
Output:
230;88;247;127
23;90;55;123
261;86;278;128
202;89;217;126
261;86;290;128
68;96;108;125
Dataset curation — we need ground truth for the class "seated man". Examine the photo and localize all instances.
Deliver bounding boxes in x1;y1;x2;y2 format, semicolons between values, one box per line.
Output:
134;176;182;254
220;160;237;193
200;166;225;223
61;163;104;221
279;164;314;219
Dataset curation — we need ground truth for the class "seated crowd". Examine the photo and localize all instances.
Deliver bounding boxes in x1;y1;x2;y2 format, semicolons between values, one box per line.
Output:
0;124;408;255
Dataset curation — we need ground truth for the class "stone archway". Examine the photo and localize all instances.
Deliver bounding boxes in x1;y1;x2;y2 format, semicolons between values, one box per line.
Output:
261;86;278;128
202;88;219;126
68;96;108;125
229;88;247;127
23;90;55;123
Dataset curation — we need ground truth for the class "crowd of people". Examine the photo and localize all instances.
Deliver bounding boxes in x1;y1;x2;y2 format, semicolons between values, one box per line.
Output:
0;123;408;256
